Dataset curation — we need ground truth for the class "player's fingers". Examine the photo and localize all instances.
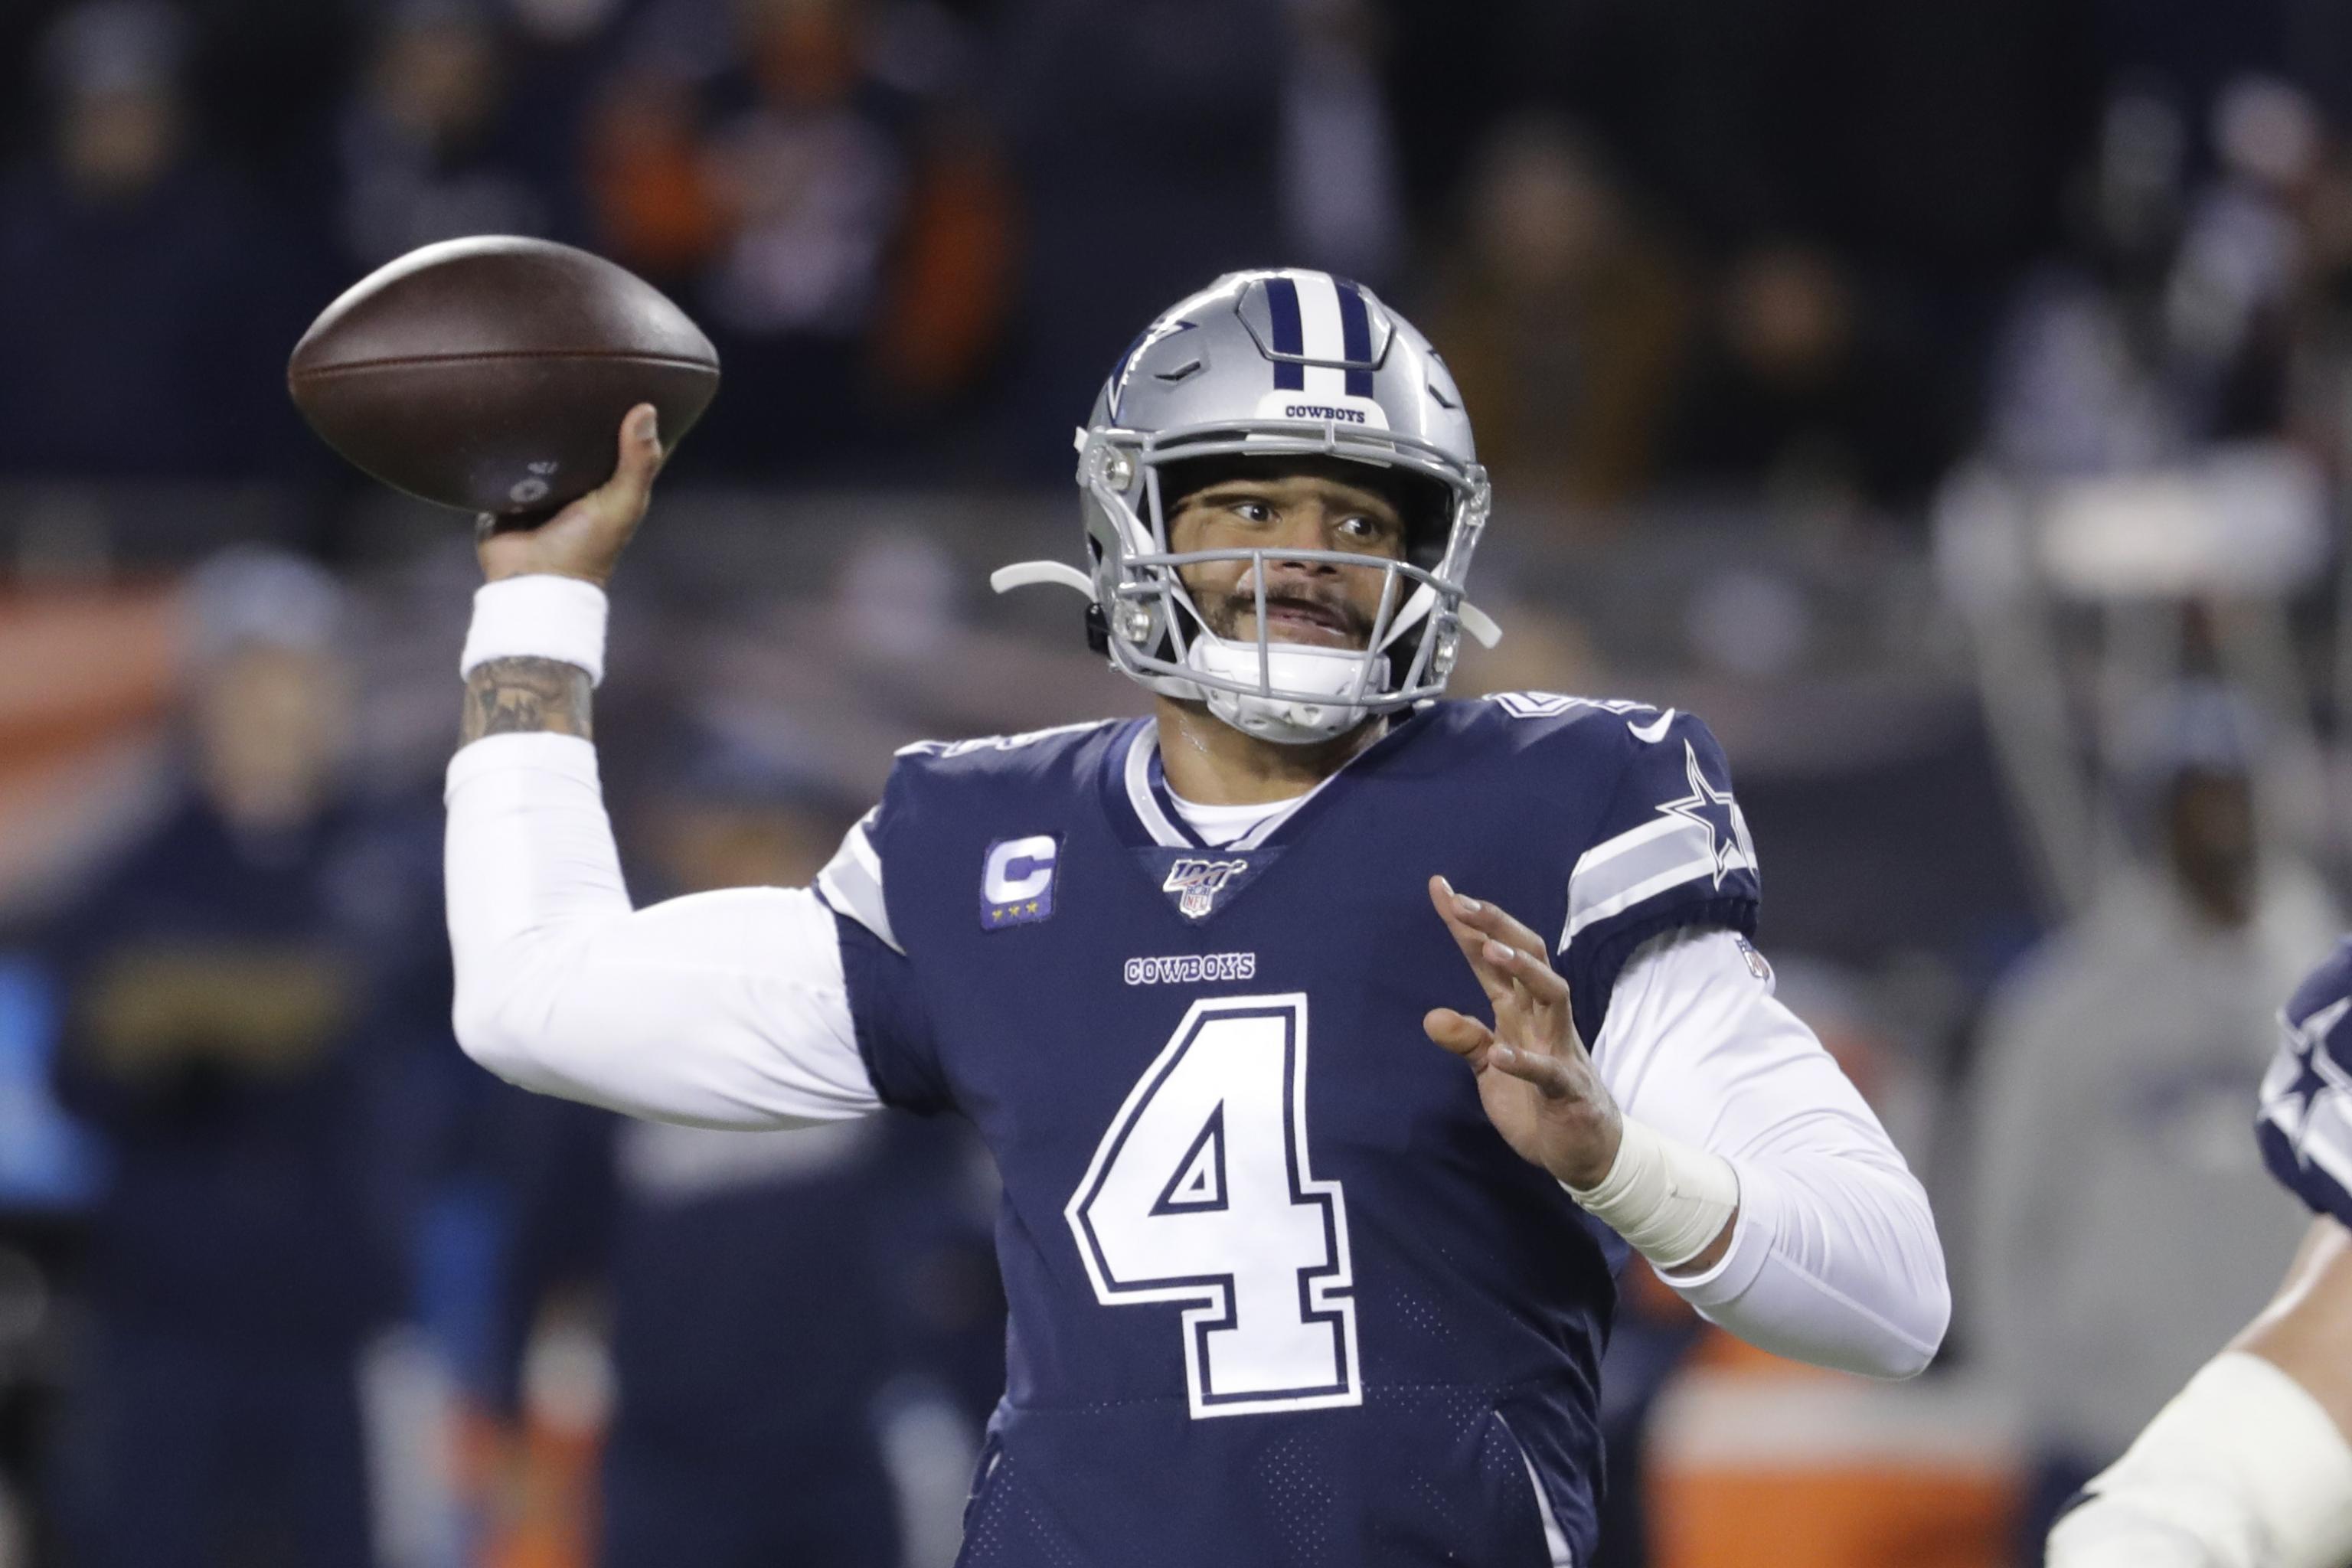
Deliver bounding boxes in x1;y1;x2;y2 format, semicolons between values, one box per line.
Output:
1480;938;1570;1011
1486;1041;1576;1100
1449;893;1553;967
1429;877;1515;1005
1441;884;1554;987
606;403;665;501
1422;1007;1494;1063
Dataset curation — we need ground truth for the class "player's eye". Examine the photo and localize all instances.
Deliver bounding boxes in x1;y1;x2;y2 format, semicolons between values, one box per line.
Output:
1227;499;1276;524
1337;513;1393;542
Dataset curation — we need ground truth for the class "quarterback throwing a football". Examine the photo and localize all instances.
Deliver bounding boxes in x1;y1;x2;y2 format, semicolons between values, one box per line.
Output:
446;271;1949;1566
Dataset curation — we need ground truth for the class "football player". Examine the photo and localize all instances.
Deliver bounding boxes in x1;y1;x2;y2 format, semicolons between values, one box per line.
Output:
2048;940;2352;1568
444;270;1949;1566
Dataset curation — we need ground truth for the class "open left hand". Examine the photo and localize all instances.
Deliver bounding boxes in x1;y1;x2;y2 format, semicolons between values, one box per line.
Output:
1423;875;1624;1190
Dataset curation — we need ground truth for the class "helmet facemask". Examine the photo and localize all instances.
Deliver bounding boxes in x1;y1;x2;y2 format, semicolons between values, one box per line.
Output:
988;270;1502;740
1082;432;1493;743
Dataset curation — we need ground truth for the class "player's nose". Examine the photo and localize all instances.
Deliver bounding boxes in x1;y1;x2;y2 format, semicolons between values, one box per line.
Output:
1264;505;1341;573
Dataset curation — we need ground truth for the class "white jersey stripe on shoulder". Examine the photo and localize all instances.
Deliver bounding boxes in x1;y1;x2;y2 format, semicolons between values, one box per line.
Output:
1560;812;1734;944
1560;846;1723;951
1571;815;1687;876
902;718;1118;760
816;815;900;954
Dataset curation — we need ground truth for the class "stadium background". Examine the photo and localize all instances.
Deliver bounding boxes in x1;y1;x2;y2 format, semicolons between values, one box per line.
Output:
0;0;2347;1563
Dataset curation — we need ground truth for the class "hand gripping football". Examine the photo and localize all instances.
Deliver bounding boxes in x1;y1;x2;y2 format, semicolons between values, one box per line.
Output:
288;236;720;516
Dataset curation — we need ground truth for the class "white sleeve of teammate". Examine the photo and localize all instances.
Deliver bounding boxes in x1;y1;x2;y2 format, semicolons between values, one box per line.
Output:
1592;929;1952;1379
2045;1350;2352;1568
444;732;882;1129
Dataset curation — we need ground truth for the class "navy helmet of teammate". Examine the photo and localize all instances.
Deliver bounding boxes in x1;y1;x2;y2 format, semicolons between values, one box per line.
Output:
443;270;1949;1567
2051;940;2352;1568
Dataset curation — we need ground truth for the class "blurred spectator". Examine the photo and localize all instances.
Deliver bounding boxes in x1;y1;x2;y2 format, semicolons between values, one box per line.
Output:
1424;114;1693;514
1969;683;2341;1565
2284;132;2352;469
583;57;730;288
590;0;1011;474
1985;78;2318;479
42;549;449;1568
2164;77;2314;436
988;0;1286;475
1661;242;1965;512
0;0;320;482
338;0;552;268
698;0;907;343
1981;90;2193;477
497;716;998;1568
1279;0;1403;289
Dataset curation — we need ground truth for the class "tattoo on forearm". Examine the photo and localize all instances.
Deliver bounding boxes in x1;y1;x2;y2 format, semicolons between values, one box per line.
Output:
462;657;593;743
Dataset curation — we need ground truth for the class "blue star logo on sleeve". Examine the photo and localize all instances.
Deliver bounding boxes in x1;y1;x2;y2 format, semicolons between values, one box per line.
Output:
1655;740;1753;890
2266;996;2352;1170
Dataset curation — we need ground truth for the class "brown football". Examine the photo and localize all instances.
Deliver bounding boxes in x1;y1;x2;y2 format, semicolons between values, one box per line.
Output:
288;236;720;516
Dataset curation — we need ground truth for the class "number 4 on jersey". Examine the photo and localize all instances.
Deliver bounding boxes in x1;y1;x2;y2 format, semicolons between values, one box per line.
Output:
1065;994;1361;1419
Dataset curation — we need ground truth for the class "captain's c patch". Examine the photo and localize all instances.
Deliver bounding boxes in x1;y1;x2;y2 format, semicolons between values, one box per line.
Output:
982;835;1059;930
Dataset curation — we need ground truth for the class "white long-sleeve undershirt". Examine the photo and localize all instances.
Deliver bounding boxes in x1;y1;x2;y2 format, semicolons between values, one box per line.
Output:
446;731;1949;1379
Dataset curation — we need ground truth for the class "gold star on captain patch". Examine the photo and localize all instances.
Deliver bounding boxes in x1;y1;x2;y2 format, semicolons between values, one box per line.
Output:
1024;901;1039;913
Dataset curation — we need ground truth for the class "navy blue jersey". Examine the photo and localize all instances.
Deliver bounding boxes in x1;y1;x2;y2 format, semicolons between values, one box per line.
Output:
821;694;1762;1567
2258;936;2352;1230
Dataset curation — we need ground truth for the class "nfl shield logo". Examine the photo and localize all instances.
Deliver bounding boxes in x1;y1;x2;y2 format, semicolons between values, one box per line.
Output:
1162;858;1249;921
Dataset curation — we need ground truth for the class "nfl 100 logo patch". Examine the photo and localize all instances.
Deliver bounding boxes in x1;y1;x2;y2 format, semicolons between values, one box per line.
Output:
1136;846;1279;923
1162;857;1249;920
981;835;1060;929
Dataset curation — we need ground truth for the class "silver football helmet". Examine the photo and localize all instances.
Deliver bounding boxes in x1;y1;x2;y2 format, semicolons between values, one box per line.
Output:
993;269;1500;744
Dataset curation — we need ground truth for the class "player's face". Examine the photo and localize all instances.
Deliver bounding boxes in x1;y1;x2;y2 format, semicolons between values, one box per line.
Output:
1165;472;1408;651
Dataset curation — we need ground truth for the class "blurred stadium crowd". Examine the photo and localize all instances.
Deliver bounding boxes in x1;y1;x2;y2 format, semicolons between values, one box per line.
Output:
5;0;2352;1566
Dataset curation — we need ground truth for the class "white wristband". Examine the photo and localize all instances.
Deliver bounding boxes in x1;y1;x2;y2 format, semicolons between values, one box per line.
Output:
2049;1352;2352;1568
459;575;609;687
1565;1117;1740;1269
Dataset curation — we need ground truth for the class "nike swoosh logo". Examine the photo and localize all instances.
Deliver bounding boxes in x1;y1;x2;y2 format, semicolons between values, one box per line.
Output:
1626;710;1676;743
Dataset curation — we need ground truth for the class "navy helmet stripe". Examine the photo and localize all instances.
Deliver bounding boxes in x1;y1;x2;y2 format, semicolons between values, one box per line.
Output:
1335;281;1375;398
1266;274;1305;390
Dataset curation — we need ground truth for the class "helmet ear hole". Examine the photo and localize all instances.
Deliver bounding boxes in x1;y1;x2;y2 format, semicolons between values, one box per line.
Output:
1393;472;1454;570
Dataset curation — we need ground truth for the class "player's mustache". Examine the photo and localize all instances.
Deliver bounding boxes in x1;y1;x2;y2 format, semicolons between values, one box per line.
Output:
1213;585;1370;641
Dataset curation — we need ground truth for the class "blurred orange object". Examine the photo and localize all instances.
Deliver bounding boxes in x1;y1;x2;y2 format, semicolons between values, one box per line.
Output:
1647;1337;2020;1568
585;72;729;280
460;1400;601;1568
0;584;178;912
869;126;1017;403
0;584;178;763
